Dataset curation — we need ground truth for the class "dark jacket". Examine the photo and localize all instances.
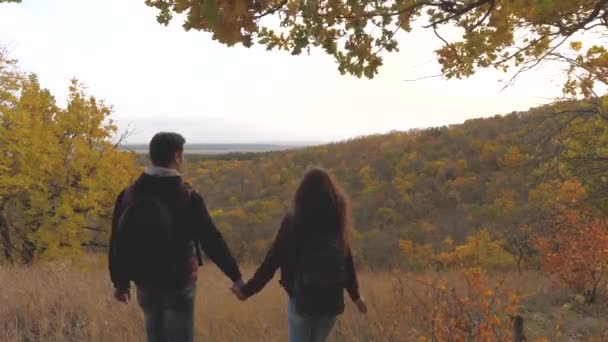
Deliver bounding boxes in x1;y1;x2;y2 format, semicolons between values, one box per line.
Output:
240;214;360;301
109;173;241;290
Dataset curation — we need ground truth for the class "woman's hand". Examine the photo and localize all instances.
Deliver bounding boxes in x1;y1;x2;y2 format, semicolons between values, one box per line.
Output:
355;298;367;314
230;281;247;301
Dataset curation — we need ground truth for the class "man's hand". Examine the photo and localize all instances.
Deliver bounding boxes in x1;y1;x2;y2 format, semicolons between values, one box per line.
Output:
355;298;368;314
114;287;130;304
230;280;247;301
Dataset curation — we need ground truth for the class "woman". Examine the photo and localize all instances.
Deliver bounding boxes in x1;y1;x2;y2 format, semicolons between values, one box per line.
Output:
233;168;367;342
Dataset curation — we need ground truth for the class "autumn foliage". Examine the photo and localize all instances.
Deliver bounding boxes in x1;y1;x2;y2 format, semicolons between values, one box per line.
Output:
0;52;137;263
402;268;520;341
144;0;608;105
400;230;515;271
536;211;608;303
436;230;514;270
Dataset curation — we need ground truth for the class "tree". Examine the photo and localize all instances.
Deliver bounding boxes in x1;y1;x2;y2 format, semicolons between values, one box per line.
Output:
0;53;137;263
536;210;608;303
538;101;608;214
145;0;608;93
501;225;536;275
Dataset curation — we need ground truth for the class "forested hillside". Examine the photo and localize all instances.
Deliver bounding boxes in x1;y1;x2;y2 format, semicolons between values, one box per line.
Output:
185;101;604;269
2;43;604;275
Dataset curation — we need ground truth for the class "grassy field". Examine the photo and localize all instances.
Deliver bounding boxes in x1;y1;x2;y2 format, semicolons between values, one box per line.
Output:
1;258;607;341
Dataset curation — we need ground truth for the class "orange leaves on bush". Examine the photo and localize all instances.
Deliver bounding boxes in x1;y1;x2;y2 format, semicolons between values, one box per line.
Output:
536;211;608;303
406;268;520;341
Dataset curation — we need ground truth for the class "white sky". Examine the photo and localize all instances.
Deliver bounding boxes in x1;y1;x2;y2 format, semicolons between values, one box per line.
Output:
0;0;571;143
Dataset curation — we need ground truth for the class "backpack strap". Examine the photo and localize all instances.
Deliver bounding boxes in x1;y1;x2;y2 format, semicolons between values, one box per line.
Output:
194;237;204;266
121;185;136;210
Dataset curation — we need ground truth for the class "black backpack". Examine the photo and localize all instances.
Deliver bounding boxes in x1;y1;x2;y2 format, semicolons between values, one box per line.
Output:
293;236;347;316
115;187;202;283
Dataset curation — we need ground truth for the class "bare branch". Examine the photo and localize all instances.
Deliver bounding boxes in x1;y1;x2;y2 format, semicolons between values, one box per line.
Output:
82;226;107;233
500;34;572;91
433;24;463;65
423;0;492;28
253;0;288;20
113;124;135;150
314;0;432;20
403;74;443;81
81;242;108;249
467;0;494;32
556;0;608;35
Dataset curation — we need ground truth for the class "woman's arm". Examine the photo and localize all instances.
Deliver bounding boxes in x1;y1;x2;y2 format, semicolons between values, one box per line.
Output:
345;247;361;301
109;189;129;290
240;216;292;298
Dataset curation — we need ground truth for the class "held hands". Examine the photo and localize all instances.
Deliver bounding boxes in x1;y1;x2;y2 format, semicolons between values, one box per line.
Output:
231;280;247;301
113;287;130;304
355;298;368;314
228;278;366;312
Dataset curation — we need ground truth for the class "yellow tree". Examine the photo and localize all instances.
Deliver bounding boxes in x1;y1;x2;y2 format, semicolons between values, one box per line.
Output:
0;54;137;263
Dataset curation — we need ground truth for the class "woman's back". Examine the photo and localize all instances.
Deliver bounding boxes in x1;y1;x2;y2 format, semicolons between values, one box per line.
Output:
238;168;367;342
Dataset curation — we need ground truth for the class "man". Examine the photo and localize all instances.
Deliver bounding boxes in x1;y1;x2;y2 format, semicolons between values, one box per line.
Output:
109;132;243;342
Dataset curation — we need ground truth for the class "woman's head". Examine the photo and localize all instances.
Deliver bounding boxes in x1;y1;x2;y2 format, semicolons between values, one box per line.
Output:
293;168;350;249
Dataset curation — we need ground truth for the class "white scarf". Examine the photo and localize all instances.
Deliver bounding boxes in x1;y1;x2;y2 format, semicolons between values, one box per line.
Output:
145;166;181;177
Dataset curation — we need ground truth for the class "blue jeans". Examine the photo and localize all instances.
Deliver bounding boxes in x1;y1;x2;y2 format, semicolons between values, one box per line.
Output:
136;284;196;342
288;297;337;342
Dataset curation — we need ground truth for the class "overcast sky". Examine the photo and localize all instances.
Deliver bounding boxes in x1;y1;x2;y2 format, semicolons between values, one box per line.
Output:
0;0;569;143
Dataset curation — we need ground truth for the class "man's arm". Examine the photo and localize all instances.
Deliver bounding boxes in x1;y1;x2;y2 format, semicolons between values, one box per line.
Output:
190;193;242;283
108;190;130;290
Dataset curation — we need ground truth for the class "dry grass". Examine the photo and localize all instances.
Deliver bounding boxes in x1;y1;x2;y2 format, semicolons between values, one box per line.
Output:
0;258;607;341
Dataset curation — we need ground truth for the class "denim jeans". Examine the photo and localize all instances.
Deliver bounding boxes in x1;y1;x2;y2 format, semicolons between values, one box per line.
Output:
136;284;196;342
288;297;337;342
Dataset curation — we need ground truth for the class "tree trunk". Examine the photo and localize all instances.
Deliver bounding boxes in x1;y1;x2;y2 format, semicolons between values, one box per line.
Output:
21;240;36;264
511;315;526;342
0;212;13;262
584;286;597;304
515;251;523;275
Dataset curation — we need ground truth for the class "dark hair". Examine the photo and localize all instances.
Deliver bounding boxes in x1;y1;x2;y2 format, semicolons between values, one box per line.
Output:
292;168;350;252
149;132;186;167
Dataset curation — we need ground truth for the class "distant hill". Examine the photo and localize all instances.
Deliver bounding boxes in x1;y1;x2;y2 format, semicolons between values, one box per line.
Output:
122;143;312;155
181;102;598;266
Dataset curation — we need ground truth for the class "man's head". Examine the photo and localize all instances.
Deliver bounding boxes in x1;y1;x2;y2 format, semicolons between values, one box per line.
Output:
149;132;186;170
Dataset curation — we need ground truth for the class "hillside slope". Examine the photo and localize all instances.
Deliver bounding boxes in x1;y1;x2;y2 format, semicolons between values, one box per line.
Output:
185;104;592;267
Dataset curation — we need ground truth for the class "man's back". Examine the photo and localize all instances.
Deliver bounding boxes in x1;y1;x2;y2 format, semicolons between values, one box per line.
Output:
109;170;242;290
111;172;199;290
